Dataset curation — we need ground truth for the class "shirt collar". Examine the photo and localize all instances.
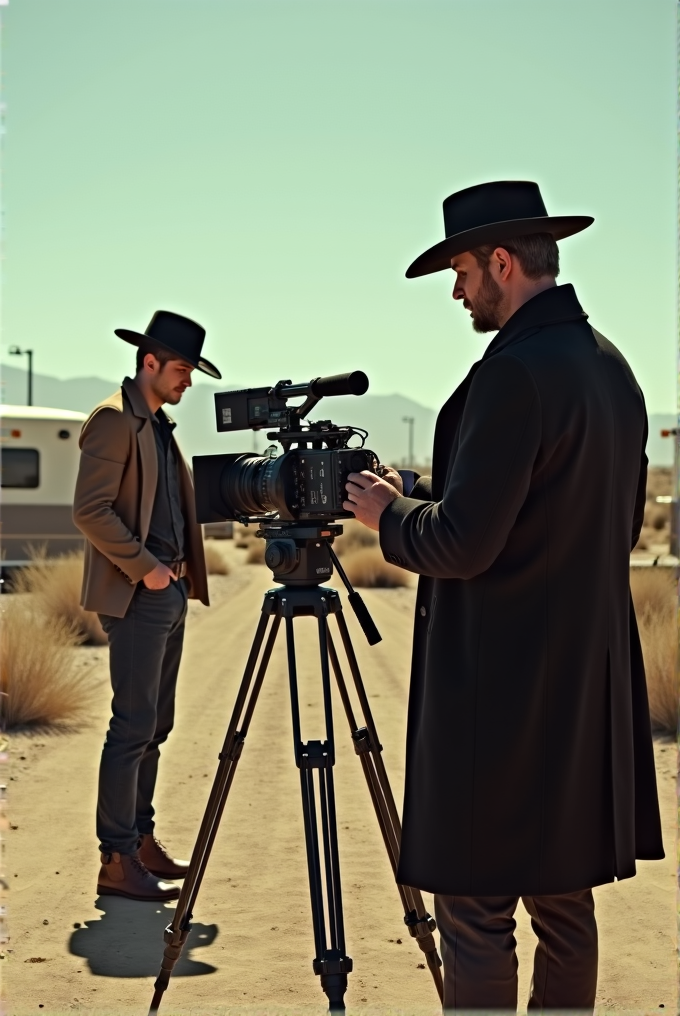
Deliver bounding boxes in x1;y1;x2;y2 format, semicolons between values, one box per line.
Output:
481;283;588;361
154;407;177;432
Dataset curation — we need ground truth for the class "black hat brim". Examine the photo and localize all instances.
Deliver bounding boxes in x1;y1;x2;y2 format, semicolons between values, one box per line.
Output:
405;215;594;279
114;329;222;380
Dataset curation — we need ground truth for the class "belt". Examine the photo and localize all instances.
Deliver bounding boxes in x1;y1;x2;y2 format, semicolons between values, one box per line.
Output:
168;560;188;579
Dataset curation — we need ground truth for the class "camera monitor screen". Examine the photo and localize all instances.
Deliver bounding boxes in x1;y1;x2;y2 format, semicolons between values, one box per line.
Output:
214;388;289;432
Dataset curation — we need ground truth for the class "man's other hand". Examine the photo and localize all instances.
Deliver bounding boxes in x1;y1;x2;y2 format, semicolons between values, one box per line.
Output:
377;464;404;494
344;470;400;531
143;562;177;589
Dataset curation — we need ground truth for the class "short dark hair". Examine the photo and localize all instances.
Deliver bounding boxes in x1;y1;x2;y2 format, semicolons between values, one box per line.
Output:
470;232;560;280
135;342;176;373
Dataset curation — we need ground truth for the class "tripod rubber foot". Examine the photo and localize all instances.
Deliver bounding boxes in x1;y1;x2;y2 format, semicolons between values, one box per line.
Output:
320;972;348;1011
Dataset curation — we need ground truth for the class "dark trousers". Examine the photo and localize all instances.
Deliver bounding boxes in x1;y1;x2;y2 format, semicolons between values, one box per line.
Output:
434;890;597;1012
97;579;188;855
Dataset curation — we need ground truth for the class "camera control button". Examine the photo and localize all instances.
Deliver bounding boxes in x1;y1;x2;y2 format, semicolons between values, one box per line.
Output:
419;605;427;617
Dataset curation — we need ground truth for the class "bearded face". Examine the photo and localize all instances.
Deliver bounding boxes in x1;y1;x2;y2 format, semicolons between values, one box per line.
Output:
467;266;505;333
149;359;193;405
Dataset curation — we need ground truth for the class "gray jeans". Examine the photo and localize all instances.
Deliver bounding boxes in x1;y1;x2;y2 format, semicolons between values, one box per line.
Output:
435;890;597;1012
97;579;188;855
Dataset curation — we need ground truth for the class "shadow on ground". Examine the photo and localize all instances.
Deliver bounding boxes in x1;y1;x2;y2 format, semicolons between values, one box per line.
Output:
68;896;218;977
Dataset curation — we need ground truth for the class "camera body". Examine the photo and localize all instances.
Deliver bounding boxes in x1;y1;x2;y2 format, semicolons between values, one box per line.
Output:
194;446;375;523
193;372;377;525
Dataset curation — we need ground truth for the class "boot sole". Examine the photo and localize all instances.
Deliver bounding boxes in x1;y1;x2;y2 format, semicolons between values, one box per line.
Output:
144;869;188;880
97;885;180;902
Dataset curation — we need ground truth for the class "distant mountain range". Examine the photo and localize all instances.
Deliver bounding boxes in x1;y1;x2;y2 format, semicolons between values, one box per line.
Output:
0;364;436;467
1;363;674;467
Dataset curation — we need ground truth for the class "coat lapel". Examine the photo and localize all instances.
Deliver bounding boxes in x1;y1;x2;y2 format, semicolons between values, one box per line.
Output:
122;377;158;542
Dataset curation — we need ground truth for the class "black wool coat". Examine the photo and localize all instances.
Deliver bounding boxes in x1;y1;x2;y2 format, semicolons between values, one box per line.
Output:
380;284;664;897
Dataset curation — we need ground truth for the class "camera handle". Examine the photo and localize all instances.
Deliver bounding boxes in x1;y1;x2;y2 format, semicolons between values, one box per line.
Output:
148;582;442;1014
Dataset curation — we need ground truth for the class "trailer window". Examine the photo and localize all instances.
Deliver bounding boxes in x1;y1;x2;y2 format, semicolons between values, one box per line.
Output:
1;448;40;488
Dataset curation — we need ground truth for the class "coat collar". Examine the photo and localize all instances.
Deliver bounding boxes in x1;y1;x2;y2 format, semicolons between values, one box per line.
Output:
122;376;154;420
122;375;177;428
481;283;588;361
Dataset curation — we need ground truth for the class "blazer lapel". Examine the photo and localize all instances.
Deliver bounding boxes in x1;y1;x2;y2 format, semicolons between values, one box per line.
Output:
122;377;158;542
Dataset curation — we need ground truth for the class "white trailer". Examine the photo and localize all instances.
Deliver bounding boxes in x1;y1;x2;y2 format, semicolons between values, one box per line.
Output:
1;405;87;565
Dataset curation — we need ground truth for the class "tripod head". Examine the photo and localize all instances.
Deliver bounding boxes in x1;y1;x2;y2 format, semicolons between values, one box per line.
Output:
255;520;342;585
250;520;382;646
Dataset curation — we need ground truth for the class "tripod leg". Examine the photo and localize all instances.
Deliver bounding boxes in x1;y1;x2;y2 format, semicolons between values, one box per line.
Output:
328;615;444;1003
149;603;281;1015
285;614;352;1012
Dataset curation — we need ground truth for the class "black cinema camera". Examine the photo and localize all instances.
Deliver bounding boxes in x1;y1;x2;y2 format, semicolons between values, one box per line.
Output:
193;371;377;524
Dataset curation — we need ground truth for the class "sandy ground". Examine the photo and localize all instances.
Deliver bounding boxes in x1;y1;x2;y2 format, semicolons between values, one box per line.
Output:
4;544;676;1016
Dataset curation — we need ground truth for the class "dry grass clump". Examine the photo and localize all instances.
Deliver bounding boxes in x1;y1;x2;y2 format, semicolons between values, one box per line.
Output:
14;551;107;645
340;546;411;588
1;598;95;728
637;467;672;554
645;466;671;501
630;567;676;735
234;523;258;549
333;519;379;557
203;539;231;576
245;539;266;565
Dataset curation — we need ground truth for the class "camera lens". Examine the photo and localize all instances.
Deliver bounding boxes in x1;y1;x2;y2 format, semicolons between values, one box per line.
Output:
220;454;284;516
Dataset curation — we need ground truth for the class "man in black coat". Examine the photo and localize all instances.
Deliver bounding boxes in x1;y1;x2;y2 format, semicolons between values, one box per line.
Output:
345;181;664;1012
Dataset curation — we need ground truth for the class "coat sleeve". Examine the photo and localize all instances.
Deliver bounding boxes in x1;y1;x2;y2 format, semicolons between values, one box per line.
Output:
379;354;541;579
73;407;159;583
410;476;432;501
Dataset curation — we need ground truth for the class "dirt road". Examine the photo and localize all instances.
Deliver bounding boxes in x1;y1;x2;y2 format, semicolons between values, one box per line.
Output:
6;548;676;1015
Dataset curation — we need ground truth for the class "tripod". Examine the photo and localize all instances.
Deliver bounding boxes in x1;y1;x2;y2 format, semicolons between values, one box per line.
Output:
149;522;443;1013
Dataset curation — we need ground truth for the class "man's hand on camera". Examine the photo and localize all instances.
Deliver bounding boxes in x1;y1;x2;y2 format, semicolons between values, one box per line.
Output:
376;464;404;494
344;470;400;531
143;561;177;590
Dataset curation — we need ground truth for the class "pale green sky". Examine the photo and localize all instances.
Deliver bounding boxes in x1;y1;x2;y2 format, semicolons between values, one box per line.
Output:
3;0;676;414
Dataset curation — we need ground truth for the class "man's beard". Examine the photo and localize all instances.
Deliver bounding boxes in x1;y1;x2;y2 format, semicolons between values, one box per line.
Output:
467;267;505;333
151;375;186;406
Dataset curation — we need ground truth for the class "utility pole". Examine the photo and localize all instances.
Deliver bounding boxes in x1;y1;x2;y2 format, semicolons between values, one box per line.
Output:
8;346;34;406
402;415;415;467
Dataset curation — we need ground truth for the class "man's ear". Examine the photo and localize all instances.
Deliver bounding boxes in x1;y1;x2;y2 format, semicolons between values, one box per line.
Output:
493;247;514;281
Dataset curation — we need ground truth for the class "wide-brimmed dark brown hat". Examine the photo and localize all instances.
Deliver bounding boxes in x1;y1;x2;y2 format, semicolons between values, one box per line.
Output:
115;310;222;379
406;181;593;279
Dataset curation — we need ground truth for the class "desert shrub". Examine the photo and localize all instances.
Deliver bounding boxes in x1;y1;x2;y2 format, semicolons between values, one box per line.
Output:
340;547;411;588
245;539;266;564
203;539;230;575
234;523;257;549
0;599;95;728
645;467;672;501
14;551;107;645
650;506;669;531
636;524;669;552
333;519;379;557
630;567;676;735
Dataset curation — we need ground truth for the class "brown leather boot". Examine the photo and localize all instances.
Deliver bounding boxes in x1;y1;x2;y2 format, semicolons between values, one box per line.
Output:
137;833;190;880
97;851;180;901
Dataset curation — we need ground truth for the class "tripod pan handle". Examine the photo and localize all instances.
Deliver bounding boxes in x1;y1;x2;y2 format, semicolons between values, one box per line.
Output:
347;591;382;646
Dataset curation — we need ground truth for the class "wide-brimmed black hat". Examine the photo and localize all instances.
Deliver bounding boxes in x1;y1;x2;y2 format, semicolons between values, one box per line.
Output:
405;181;593;279
115;310;222;379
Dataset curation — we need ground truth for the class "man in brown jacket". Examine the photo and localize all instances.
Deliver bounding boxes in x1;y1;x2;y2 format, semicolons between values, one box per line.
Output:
73;310;221;902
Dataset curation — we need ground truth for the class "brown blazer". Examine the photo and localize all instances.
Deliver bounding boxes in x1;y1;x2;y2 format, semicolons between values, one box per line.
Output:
73;376;209;617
